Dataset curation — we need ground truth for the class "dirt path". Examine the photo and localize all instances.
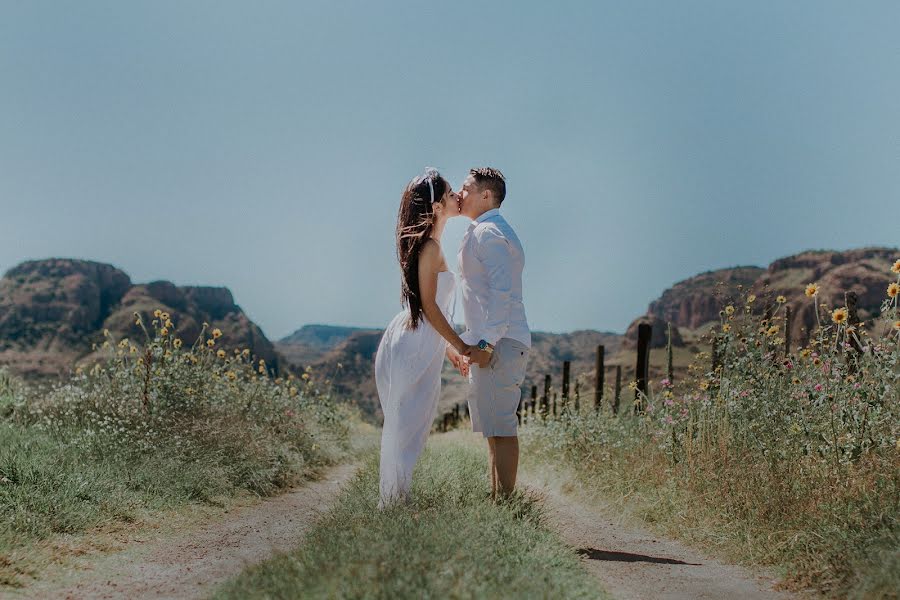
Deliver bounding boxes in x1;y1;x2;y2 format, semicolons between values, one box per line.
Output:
519;465;800;600
4;462;359;600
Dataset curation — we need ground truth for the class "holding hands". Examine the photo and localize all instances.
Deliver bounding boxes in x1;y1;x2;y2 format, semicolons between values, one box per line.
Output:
446;342;492;377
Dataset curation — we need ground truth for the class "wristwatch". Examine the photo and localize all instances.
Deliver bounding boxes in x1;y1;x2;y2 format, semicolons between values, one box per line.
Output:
477;340;494;353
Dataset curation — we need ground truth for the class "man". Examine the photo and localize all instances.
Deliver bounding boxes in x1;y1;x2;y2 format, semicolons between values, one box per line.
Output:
457;167;531;500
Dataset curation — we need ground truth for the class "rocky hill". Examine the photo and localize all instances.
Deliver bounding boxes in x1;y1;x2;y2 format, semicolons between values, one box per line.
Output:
638;247;897;344
0;258;279;378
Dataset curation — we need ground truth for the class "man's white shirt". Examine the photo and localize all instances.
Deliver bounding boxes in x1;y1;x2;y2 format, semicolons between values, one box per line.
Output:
457;208;531;349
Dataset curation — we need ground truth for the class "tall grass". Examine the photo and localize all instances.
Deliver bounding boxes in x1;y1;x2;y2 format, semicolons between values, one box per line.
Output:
0;312;355;587
524;274;900;599
214;437;605;599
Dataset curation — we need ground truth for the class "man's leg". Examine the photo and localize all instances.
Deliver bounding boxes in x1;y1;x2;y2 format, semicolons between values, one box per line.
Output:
487;437;498;499
492;435;519;497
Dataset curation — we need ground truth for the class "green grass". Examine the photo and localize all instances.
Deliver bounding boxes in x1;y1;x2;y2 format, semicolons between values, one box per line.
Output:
521;411;900;600
213;438;606;600
0;327;358;588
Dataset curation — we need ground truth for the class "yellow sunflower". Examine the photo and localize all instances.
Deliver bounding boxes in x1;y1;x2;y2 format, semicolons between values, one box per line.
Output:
831;307;848;325
888;282;900;299
805;283;819;297
892;259;900;274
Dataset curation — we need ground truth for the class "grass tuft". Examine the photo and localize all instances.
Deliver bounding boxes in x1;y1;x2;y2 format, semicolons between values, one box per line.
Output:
214;438;605;599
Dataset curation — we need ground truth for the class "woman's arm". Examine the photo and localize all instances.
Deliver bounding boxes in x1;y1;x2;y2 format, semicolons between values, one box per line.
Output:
418;239;468;354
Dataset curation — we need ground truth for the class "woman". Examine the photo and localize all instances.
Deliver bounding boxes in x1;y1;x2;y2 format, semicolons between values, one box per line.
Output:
375;168;471;507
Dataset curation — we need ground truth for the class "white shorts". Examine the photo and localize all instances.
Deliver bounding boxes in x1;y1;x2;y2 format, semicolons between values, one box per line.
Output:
468;338;530;438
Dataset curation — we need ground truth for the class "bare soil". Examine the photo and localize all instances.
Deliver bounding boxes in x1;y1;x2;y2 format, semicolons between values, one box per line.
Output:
519;461;804;600
2;463;358;600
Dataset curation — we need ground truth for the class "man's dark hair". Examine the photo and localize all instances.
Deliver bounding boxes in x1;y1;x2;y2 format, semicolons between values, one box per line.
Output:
469;167;506;206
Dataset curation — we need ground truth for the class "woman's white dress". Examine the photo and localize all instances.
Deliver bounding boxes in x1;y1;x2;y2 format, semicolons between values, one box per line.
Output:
375;271;455;507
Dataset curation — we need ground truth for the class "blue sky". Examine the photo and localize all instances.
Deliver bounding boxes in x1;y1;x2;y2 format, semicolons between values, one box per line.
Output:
1;1;898;339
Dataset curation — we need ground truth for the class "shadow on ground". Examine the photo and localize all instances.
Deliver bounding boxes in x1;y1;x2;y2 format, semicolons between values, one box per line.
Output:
577;548;701;566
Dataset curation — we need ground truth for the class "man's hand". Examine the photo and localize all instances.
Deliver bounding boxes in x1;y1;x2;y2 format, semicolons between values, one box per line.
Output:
467;348;492;368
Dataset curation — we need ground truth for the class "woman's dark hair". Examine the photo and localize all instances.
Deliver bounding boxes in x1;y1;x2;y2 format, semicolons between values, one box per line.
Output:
396;168;449;329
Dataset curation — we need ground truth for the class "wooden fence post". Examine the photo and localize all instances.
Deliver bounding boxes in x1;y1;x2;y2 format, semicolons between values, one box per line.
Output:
613;365;622;415
543;374;551;419
574;380;580;412
562;360;571;412
666;322;674;384
784;305;792;356
594;345;604;410
552;392;558;417
635;323;651;413
530;385;537;422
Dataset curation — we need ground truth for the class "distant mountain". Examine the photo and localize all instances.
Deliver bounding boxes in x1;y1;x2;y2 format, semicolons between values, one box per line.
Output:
275;325;625;421
276;324;378;368
0;258;280;378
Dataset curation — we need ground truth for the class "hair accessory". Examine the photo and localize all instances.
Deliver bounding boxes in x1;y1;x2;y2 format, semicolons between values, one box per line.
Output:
423;167;439;203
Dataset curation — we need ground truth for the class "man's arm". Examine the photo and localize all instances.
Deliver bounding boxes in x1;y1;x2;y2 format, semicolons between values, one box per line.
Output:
473;228;513;347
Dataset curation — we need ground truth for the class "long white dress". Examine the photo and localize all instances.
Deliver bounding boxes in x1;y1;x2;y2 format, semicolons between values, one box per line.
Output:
375;270;456;507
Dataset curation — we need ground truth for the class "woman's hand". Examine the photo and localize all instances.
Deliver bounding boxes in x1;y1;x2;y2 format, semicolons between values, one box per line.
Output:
446;345;470;377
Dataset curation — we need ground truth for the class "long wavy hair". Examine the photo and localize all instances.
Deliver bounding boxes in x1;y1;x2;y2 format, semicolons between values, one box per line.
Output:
396;168;449;329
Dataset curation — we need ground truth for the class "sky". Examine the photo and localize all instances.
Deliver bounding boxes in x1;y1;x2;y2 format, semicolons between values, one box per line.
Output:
1;1;898;340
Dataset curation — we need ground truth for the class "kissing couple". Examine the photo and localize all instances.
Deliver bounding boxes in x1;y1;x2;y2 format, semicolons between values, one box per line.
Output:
374;167;531;508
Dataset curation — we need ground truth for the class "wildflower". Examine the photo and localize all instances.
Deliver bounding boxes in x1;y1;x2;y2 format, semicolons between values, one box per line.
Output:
790;423;802;434
160;327;169;337
217;349;226;359
813;357;822;366
165;319;173;328
800;348;811;358
888;282;900;299
301;373;310;381
814;383;823;392
242;349;250;357
207;339;215;348
699;380;710;391
118;339;129;349
831;307;848;325
258;365;266;374
805;283;819;297
660;378;671;388
722;324;731;333
134;318;141;326
894;320;900;331
259;359;266;365
725;305;735;316
792;377;801;385
153;309;162;318
212;328;223;339
173;339;183;349
130;346;137;354
747;294;756;304
161;312;170;321
289;386;298;397
776;295;786;304
275;377;283;385
892;259;900;274
766;325;779;336
226;371;237;381
627;381;637;391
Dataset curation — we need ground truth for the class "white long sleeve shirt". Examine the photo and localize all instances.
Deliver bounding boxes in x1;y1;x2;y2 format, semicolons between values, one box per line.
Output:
457;208;531;348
